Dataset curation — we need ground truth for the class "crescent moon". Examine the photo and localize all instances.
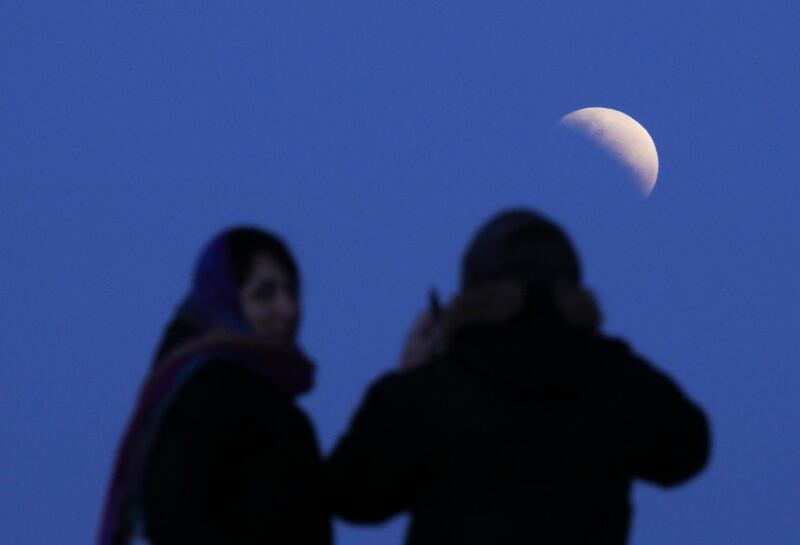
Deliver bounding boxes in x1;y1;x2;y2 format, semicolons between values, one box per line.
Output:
559;107;659;197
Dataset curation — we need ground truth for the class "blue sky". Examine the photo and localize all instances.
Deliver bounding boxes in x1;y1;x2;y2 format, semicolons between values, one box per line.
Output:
2;3;798;544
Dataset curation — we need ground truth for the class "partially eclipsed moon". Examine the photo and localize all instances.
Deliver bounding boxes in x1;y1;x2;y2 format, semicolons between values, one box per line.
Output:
559;107;659;197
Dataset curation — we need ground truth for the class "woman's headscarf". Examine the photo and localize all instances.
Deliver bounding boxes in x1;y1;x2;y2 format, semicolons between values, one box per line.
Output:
97;228;315;545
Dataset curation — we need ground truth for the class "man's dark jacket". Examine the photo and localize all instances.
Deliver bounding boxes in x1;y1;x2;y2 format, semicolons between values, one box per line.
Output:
328;318;710;545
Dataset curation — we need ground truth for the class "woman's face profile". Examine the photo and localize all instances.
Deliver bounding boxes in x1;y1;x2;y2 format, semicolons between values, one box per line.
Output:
237;252;300;345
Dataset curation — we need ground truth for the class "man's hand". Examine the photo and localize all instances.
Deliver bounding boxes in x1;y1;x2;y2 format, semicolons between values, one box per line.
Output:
398;311;443;372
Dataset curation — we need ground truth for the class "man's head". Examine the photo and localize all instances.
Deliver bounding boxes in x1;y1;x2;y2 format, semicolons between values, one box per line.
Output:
461;209;582;290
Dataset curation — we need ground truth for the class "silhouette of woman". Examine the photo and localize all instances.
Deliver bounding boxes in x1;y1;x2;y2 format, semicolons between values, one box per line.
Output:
98;227;331;545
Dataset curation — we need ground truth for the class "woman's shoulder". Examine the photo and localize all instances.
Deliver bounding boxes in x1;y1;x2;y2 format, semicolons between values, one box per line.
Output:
165;357;284;420
185;356;268;389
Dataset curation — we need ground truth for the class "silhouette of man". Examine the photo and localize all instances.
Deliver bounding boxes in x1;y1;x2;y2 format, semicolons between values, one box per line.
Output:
328;209;710;545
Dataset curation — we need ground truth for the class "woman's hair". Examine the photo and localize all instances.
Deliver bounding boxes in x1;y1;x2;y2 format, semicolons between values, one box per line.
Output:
226;227;299;292
152;227;299;362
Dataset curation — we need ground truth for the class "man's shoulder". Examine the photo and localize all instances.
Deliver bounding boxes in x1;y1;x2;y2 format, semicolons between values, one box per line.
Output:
586;334;684;396
586;333;654;370
364;357;470;409
589;333;633;356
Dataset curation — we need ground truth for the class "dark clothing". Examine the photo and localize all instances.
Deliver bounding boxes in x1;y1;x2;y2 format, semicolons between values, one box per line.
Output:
328;319;710;545
142;359;331;545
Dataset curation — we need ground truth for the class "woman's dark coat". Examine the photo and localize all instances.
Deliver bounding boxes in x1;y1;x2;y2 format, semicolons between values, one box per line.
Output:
328;319;710;545
142;358;331;545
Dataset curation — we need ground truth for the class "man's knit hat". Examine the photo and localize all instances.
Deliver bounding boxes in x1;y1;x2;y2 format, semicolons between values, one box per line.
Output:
461;209;582;289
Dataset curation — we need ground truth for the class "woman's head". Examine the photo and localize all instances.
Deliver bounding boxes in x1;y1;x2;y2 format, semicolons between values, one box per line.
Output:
185;227;301;344
232;232;300;345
